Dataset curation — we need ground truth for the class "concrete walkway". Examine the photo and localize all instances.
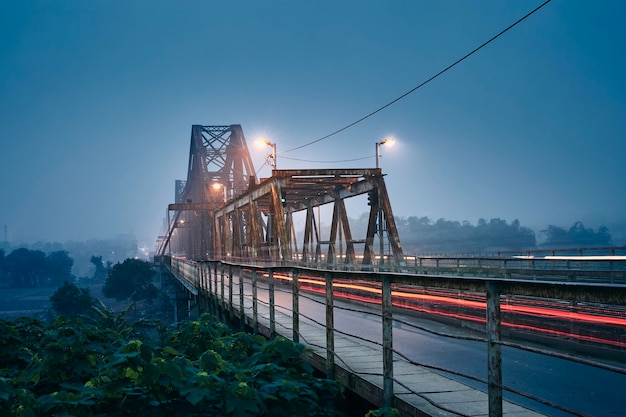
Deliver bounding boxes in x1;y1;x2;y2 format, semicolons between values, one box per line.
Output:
225;287;546;417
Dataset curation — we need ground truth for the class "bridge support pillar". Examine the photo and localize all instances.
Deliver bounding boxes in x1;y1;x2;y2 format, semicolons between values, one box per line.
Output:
174;290;198;322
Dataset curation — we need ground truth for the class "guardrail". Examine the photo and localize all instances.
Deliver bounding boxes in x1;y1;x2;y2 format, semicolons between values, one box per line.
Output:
179;253;626;284
161;255;626;417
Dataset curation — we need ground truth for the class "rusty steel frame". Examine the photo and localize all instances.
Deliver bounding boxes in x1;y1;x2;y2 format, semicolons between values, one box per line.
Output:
157;125;258;259
213;168;405;266
158;124;405;267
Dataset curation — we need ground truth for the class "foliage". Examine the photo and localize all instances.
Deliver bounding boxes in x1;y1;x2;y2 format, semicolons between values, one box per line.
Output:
89;256;108;282
541;222;612;247
103;258;158;302
49;281;96;317
0;248;75;288
382;216;536;253
1;235;139;280
0;312;345;417
365;407;400;417
46;251;74;284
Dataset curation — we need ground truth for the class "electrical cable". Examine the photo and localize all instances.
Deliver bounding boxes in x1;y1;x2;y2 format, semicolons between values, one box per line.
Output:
281;0;552;155
280;155;373;164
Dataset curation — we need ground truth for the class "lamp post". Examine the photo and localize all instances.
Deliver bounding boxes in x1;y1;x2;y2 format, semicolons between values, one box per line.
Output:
375;138;394;169
256;138;277;170
375;138;394;267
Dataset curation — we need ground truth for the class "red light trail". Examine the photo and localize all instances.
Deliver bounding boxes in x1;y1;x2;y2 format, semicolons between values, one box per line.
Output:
263;272;626;348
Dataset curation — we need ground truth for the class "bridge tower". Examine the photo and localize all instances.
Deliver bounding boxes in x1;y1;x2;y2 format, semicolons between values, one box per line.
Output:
160;125;257;260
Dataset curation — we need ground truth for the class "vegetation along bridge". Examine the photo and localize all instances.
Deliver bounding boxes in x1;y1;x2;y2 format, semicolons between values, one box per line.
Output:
156;124;626;417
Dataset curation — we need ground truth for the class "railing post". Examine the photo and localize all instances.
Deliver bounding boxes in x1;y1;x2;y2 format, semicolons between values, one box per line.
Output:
228;265;234;323
268;268;276;338
220;264;225;310
382;273;394;407
201;263;207;313
325;272;335;379
207;263;213;315
215;263;226;320
486;281;503;417
239;266;245;331
213;263;219;313
252;268;259;334
292;269;300;343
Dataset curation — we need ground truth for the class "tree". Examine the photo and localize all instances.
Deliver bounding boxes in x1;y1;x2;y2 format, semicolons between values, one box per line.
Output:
90;255;108;281
50;281;96;317
103;258;157;302
46;250;75;286
4;248;48;287
541;222;612;247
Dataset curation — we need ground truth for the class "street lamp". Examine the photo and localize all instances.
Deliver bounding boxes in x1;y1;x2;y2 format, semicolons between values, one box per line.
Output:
375;138;394;267
256;138;277;170
375;138;394;169
211;182;227;202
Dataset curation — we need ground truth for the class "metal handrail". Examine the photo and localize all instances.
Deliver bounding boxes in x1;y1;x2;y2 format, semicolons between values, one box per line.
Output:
161;255;626;417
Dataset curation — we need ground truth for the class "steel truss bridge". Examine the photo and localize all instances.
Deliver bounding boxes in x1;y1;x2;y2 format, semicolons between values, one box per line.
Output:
156;124;626;417
157;124;403;266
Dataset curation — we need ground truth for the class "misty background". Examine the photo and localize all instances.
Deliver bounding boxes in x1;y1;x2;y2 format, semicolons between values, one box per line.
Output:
1;1;625;258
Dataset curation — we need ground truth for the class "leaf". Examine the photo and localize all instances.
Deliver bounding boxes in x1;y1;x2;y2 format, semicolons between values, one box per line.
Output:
164;361;183;381
124;367;140;380
140;342;153;363
142;363;160;386
198;350;223;373
185;388;206;406
20;407;36;417
161;346;180;356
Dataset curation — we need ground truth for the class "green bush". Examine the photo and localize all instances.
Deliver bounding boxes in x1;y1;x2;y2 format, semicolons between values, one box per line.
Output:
0;313;345;417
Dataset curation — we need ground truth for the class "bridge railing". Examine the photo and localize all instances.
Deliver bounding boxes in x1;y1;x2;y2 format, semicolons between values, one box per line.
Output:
161;255;626;417
174;252;626;284
402;255;626;283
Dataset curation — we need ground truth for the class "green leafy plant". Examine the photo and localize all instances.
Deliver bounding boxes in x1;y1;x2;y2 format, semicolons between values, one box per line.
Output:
0;312;345;417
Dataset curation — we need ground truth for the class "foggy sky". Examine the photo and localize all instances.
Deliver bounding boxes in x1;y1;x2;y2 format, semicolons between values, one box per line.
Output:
1;1;625;248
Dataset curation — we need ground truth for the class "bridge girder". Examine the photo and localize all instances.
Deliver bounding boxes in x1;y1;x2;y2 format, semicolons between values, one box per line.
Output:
214;169;405;267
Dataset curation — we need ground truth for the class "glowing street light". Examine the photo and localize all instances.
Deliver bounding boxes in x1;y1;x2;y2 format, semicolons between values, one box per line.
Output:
374;137;394;267
211;182;227;202
256;138;277;170
375;138;394;169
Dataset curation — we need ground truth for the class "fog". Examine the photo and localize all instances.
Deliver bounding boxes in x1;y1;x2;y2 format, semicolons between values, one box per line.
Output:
1;1;625;249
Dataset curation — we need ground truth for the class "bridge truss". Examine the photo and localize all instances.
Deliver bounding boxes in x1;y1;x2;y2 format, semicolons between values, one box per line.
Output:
158;124;405;267
158;125;257;259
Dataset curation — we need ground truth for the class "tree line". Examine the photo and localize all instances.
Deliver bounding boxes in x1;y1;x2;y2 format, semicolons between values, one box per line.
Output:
0;233;140;278
0;248;114;289
395;217;613;253
0;248;74;288
349;214;614;253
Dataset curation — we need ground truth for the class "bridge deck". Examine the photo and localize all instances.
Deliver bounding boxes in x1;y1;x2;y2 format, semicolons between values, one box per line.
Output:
226;292;545;417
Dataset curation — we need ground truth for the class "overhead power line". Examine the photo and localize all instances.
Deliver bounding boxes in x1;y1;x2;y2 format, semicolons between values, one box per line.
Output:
281;0;552;155
280;155;373;164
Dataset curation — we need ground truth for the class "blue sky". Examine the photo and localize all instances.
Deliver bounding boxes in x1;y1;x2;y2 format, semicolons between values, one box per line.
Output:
1;1;625;247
